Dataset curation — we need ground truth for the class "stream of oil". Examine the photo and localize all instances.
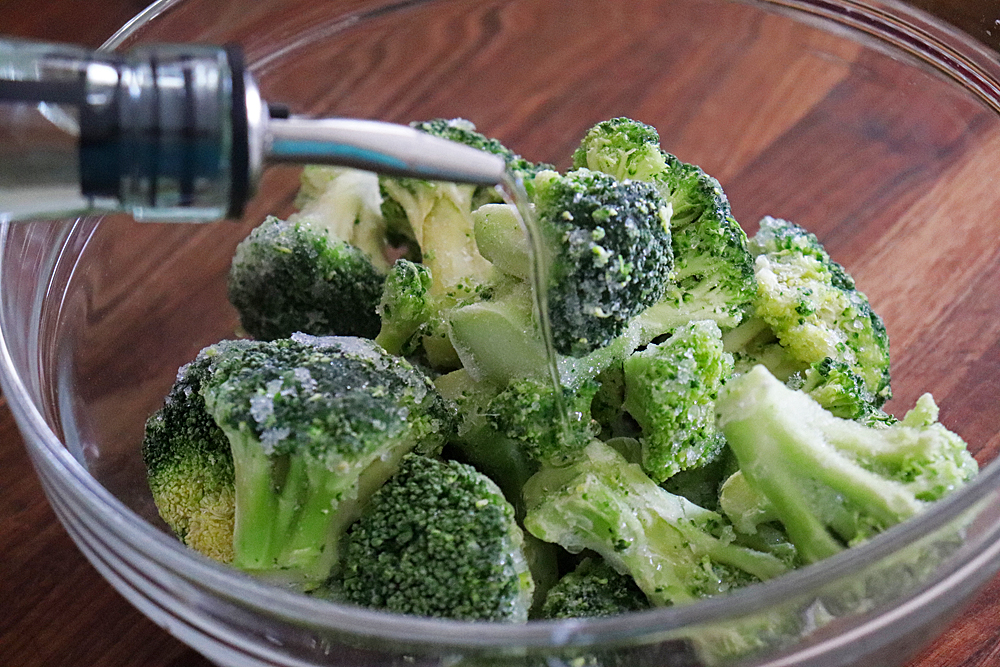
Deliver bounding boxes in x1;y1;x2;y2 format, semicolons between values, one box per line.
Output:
498;171;571;432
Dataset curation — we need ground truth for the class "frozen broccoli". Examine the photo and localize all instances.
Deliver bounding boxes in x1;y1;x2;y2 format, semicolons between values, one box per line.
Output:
622;320;734;483
748;216;891;404
485;377;599;466
142;340;252;563
574;118;756;334
228;216;385;341
540;557;650;619
374;258;435;355
339;453;534;622
293;165;391;269
787;358;895;426
716;365;977;564
524;440;788;606
200;334;454;586
458;167;674;369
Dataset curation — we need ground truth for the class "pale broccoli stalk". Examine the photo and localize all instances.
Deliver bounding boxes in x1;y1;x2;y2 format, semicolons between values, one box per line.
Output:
338;453;534;622
228;216;385;341
200;334;454;587
540;557;650;619
622;319;734;483
573;117;756;335
524;440;788;606
293;165;391;270
142;340;252;563
748;216;891;404
716;365;977;564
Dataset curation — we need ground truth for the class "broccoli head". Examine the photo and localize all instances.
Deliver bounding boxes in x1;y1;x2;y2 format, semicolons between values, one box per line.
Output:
787;358;894;426
622;319;734;483
339;453;534;622
485;377;599;466
142;340;252;563
716;365;977;564
533;168;674;356
228;216;384;341
748;216;891;404
524;439;788;606
374;258;435;355
573;118;755;334
200;334;454;586
540;557;650;619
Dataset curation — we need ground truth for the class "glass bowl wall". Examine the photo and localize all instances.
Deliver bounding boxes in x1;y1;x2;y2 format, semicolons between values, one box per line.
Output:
3;0;1000;665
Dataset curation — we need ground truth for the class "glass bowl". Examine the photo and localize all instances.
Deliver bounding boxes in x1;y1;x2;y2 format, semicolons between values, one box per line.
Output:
4;0;1000;665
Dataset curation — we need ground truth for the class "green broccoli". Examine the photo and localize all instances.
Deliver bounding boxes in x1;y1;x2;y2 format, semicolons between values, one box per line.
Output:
200;334;454;587
293;165;391;270
716;365;977;564
142;340;252;563
485;377;599;466
748;216;891;404
228;216;384;341
540;557;650;619
456;167;674;370
622;320;734;483
787;357;895;426
573;118;756;334
374;259;435;355
338;453;534;622
524;439;788;606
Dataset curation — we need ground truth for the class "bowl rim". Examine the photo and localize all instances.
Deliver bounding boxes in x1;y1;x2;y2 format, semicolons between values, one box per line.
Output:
5;0;1000;657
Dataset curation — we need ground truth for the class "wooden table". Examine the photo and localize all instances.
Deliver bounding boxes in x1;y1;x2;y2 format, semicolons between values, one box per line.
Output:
4;1;1000;666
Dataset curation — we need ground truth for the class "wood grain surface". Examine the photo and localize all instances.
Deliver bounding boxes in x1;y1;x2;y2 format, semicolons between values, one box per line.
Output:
4;1;1000;667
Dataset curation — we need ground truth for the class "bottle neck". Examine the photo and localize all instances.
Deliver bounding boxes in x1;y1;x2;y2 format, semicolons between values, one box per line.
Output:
0;40;258;223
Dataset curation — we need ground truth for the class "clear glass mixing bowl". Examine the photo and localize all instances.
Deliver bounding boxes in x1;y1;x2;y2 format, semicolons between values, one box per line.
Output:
4;0;1000;665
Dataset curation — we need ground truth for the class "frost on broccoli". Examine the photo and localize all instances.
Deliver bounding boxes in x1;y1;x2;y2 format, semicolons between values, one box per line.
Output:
540;557;650;619
228;216;385;341
622;320;734;483
142;340;252;563
716;365;977;564
748;216;891;404
524;440;788;606
573;118;756;334
200;334;454;587
339;454;534;622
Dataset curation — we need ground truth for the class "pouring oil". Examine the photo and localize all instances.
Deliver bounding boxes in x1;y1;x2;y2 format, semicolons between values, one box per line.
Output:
498;171;572;435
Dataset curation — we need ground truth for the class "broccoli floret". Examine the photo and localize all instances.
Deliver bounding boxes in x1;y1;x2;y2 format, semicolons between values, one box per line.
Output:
485;377;599;466
716;365;977;564
748;216;891;404
532;168;674;356
524;440;788;606
622;320;734;483
200;334;454;586
540;557;650;619
142;341;251;563
293;165;391;270
228;216;384;341
339;453;534;622
787;358;894;426
374;259;435;355
574;118;755;334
